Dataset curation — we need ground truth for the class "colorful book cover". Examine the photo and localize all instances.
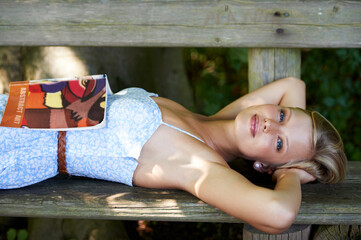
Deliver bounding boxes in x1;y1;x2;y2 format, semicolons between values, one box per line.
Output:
0;74;109;130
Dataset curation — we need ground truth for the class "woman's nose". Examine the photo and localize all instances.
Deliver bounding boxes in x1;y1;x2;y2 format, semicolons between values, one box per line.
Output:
263;118;279;133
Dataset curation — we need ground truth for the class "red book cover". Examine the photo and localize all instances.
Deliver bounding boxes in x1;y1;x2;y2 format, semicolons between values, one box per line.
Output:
0;74;108;130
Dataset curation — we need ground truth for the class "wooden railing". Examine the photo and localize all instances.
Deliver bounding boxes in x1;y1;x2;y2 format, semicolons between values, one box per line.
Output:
1;0;360;47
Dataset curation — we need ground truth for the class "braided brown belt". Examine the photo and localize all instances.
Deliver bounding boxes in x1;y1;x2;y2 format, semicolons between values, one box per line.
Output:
57;131;69;175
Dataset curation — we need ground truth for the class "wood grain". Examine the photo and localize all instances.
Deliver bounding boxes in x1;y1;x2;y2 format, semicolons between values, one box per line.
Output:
248;48;301;91
0;0;360;47
0;162;360;224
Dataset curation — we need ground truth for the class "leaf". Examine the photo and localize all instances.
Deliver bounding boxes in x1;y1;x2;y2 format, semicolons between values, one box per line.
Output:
17;229;28;240
7;229;16;240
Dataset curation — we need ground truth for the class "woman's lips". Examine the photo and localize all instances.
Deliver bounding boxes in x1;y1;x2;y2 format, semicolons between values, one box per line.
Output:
250;114;259;137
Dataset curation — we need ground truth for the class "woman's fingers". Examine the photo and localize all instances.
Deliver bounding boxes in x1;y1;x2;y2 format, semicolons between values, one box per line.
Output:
273;168;316;184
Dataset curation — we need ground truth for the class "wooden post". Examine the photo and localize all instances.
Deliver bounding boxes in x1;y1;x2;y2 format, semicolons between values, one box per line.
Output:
243;224;311;240
248;48;301;91
244;48;309;240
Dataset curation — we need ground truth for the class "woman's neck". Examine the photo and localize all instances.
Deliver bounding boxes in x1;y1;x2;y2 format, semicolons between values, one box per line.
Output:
198;119;242;162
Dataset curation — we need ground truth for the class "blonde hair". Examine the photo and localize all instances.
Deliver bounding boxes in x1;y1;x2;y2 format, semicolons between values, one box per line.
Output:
279;110;347;184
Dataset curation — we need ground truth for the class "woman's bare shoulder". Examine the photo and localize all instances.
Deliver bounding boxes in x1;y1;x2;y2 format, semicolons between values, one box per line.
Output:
152;96;209;121
133;132;228;190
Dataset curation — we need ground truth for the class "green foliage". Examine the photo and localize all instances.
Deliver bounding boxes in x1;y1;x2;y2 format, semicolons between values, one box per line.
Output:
301;49;361;161
6;228;28;240
6;229;16;240
184;48;361;161
184;48;248;115
17;230;28;240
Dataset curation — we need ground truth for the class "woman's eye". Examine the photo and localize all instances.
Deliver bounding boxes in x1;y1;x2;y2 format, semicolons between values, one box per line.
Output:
279;109;285;122
277;137;283;151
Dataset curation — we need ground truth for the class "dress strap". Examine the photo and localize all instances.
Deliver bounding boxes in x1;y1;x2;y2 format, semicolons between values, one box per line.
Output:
161;122;205;143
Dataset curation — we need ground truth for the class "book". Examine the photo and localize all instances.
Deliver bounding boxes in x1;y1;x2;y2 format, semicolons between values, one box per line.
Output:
0;74;110;131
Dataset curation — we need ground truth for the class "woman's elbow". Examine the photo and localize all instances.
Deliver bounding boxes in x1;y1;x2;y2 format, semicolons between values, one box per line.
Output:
266;203;298;234
284;76;304;87
245;201;298;234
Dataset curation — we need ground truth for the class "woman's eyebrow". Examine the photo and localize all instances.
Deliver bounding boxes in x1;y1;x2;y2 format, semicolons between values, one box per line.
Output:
285;109;293;154
287;108;293;123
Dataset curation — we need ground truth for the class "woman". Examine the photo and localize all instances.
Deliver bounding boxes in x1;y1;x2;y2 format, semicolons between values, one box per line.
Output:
0;77;347;234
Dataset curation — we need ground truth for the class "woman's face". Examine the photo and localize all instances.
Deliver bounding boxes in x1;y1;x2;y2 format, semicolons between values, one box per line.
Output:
235;104;313;166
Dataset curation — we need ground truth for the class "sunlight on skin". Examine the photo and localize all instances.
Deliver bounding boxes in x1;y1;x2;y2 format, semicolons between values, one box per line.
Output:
241;95;295;109
186;155;212;197
151;164;164;180
214;95;274;120
241;96;269;108
0;69;8;94
139;150;209;196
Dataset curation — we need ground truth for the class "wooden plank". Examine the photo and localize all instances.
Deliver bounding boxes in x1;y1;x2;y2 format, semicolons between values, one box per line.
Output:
243;224;311;240
0;0;360;47
0;162;360;224
248;48;301;91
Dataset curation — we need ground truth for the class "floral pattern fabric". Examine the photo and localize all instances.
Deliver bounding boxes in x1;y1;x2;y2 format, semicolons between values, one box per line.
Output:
0;88;161;189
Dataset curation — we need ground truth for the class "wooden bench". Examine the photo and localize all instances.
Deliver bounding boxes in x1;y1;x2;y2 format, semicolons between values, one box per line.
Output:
0;161;360;239
0;161;360;223
1;0;360;239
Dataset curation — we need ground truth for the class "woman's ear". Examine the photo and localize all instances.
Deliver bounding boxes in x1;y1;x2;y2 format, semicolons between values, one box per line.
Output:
253;161;272;173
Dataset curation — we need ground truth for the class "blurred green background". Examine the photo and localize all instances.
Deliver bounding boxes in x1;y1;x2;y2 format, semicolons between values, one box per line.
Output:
183;48;361;161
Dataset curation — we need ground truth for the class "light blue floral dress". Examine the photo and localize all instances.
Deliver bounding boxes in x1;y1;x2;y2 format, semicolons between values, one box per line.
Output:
0;88;162;189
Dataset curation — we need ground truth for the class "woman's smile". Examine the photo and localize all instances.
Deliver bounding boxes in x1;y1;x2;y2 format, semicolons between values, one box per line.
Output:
250;114;259;137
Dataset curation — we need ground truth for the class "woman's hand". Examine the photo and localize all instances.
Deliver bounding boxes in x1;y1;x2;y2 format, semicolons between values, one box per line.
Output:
273;168;316;184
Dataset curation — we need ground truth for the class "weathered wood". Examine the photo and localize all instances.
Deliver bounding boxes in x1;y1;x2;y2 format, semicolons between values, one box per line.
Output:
0;0;360;47
248;48;301;91
243;224;311;240
0;162;360;224
313;225;361;240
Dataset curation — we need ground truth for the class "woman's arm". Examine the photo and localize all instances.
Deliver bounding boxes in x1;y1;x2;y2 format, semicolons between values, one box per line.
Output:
184;162;306;234
210;77;306;120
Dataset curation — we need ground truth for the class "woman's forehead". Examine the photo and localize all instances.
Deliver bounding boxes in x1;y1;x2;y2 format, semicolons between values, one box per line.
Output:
286;108;314;161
